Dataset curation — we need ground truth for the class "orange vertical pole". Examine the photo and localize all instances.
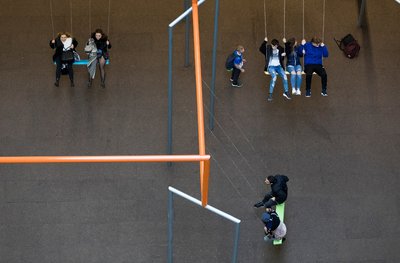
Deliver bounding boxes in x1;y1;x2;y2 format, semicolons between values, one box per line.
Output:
191;0;208;206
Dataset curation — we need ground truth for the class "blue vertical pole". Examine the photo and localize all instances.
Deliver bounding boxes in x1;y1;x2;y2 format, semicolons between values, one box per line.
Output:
184;0;190;67
168;27;173;161
167;190;174;263
232;223;240;263
209;0;220;130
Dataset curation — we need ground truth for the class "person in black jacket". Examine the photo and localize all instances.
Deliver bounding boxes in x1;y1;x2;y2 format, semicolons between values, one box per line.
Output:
49;32;78;87
90;28;112;88
259;37;290;102
254;174;289;208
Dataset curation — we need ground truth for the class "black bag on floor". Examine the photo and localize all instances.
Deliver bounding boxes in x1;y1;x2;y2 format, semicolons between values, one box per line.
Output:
334;34;360;59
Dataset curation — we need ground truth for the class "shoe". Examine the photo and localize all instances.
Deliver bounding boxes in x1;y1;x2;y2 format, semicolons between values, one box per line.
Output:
88;79;92;88
54;80;59;87
305;90;311;97
296;89;301;95
267;93;273;102
231;82;242;88
70;81;75;87
283;92;291;100
292;88;296;95
254;201;264;208
321;90;328;96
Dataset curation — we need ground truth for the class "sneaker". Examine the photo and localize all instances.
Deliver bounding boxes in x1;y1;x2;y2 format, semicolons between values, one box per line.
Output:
267;93;273;102
231;82;242;88
296;89;301;95
283;92;291;100
254;201;264;208
305;90;311;97
54;80;59;87
321;90;328;96
292;88;296;95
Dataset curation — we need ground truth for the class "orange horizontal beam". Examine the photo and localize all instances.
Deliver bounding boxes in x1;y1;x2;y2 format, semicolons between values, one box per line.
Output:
0;155;210;164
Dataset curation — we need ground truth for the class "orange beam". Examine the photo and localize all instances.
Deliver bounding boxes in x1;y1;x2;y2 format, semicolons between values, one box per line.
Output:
0;155;210;164
192;0;208;207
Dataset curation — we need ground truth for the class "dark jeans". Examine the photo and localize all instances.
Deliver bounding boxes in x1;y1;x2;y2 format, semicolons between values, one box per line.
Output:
55;57;74;81
262;192;278;208
231;67;241;84
305;64;327;92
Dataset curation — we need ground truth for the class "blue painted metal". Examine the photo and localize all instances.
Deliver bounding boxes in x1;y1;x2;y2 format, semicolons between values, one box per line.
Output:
209;0;220;130
54;59;110;65
168;26;173;159
167;190;174;263
184;0;190;67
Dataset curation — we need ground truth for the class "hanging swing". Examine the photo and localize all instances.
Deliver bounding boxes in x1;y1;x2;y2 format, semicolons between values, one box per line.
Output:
263;0;325;75
50;0;111;65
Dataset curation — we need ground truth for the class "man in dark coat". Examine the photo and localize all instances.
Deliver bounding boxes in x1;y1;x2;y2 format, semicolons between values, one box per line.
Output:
254;174;289;208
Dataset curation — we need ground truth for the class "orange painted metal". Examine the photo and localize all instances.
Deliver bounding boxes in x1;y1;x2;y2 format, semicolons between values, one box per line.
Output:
0;155;210;164
191;0;208;207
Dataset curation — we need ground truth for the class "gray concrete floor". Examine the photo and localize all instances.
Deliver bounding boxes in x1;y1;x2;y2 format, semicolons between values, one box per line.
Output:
0;0;400;262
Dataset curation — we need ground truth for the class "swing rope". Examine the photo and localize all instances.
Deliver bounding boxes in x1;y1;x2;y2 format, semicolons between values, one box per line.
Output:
69;0;73;35
49;0;55;39
107;0;111;36
322;0;326;41
302;0;305;40
283;0;286;39
263;0;267;37
89;0;91;35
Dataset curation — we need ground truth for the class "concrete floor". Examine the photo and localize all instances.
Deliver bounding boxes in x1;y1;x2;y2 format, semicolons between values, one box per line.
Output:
0;0;399;262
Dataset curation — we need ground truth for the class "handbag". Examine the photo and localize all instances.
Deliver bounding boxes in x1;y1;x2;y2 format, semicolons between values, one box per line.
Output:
73;51;81;61
61;50;74;62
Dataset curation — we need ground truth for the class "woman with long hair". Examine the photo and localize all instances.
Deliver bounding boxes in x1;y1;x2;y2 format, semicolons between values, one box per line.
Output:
49;32;78;87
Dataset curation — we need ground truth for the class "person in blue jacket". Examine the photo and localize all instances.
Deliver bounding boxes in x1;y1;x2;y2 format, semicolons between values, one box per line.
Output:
284;37;303;96
230;45;246;87
298;36;329;97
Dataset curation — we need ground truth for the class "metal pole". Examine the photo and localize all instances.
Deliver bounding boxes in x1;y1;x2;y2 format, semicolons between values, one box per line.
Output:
168;27;174;161
184;0;190;67
168;190;174;263
358;0;366;27
209;0;220;131
232;223;240;263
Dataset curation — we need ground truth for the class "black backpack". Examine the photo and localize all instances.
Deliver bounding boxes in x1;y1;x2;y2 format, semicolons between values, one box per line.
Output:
334;34;360;59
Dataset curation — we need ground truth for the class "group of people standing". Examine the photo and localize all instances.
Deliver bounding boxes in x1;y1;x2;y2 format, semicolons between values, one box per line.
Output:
227;36;329;101
49;29;111;88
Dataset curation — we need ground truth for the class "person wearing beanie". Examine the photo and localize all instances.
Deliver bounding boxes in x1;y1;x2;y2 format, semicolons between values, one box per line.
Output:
254;174;289;208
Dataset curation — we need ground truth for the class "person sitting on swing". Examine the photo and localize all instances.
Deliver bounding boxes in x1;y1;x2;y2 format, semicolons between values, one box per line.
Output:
298;36;329;97
50;32;78;87
259;37;290;102
283;37;303;96
86;28;111;88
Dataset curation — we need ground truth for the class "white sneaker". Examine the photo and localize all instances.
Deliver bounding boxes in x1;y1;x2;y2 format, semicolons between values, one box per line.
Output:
292;88;296;95
296;89;301;95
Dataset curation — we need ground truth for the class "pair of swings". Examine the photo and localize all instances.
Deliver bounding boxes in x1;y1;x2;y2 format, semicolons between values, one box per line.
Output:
263;0;326;76
49;0;111;65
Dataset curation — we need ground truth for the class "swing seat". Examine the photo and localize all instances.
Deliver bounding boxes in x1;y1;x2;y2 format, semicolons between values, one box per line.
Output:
53;59;110;65
273;202;285;246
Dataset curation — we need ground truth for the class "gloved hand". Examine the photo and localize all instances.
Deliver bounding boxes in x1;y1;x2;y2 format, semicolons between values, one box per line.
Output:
301;39;306;45
264;37;268;42
282;38;286;43
281;52;286;57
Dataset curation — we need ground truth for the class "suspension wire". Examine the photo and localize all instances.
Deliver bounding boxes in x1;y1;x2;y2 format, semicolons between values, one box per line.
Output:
322;0;326;41
49;0;55;39
107;0;111;35
263;0;267;37
302;0;305;40
89;0;91;35
69;0;73;35
283;0;286;39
